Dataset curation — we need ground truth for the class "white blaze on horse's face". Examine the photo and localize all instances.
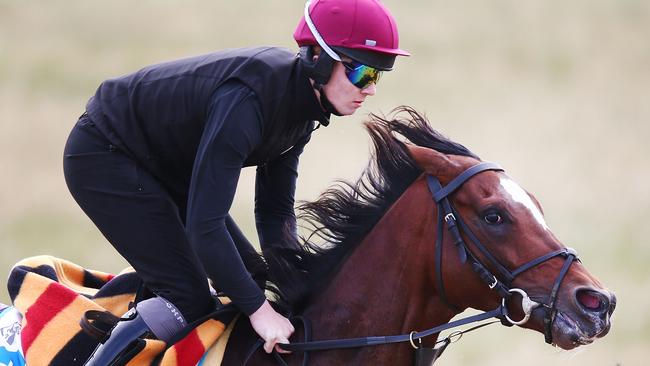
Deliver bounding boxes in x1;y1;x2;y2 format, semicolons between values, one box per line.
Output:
499;177;550;231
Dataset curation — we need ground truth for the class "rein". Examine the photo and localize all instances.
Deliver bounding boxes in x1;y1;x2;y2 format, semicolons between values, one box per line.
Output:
245;310;504;366
252;162;578;364
280;306;506;352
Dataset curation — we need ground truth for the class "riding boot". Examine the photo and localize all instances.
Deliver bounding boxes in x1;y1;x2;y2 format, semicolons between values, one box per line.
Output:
85;296;187;366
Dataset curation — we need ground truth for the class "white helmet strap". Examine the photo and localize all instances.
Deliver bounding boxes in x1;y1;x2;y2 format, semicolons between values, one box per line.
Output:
304;0;342;62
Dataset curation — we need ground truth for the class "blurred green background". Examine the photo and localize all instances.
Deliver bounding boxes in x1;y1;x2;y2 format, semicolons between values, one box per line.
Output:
1;0;648;364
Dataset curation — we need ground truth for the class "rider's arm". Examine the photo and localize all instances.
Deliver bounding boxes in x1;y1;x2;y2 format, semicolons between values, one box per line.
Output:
254;132;312;249
185;80;266;316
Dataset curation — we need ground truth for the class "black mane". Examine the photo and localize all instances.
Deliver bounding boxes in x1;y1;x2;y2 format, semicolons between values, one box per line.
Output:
264;106;479;312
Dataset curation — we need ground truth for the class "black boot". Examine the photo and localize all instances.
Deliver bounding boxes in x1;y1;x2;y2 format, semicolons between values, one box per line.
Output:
85;296;187;366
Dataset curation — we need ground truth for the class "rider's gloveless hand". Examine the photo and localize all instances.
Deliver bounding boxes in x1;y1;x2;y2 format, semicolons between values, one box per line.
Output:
249;300;295;354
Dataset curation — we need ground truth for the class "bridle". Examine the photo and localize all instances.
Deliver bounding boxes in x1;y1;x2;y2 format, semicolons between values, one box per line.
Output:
255;162;579;364
427;162;579;344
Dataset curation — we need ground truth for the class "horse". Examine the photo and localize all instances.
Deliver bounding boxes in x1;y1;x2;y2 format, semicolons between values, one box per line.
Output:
219;106;615;365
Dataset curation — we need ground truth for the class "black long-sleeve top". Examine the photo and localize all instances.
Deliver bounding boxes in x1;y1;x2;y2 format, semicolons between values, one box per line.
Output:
85;47;329;315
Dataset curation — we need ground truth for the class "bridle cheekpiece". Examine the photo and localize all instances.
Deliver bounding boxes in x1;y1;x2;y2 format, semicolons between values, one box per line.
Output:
426;162;579;343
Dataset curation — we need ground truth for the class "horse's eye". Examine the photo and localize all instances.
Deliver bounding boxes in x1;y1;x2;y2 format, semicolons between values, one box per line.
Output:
484;212;503;225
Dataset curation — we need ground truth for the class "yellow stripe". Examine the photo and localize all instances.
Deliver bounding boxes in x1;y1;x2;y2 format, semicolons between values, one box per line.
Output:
202;315;239;366
13;271;51;315
196;318;226;346
86;267;121;282
53;257;99;296
126;339;166;366
158;342;177;365
94;293;136;317
217;296;232;305
12;254;57;270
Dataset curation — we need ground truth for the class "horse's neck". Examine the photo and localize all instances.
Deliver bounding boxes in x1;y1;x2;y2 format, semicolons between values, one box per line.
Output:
302;179;458;364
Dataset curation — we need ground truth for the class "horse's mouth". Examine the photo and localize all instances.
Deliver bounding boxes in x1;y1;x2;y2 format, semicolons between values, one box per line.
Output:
551;311;611;350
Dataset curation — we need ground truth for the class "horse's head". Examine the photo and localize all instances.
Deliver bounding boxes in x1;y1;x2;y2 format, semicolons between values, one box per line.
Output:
408;144;615;350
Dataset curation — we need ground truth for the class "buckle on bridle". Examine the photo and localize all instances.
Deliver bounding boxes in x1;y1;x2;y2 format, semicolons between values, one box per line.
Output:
444;213;456;223
501;288;541;325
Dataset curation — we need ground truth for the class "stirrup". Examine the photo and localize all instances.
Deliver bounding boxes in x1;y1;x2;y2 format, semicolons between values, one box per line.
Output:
84;296;187;366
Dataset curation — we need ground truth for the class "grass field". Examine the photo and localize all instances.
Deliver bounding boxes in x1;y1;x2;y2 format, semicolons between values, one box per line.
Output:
1;0;649;364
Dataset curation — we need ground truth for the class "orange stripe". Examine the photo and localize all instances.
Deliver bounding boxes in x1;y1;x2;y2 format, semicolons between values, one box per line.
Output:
52;257;86;288
12;255;57;270
94;293;135;316
201;317;236;366
195;318;226;346
12;271;50;316
126;339;166;366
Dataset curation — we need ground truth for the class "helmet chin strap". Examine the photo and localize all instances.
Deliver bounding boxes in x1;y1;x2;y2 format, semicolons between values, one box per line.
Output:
314;83;343;116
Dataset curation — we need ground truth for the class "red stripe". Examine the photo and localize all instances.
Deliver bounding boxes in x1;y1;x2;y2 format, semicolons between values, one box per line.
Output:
22;282;77;354
174;329;206;366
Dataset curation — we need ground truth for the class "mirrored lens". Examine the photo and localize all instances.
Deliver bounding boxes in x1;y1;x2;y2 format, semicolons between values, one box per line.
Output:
343;62;381;89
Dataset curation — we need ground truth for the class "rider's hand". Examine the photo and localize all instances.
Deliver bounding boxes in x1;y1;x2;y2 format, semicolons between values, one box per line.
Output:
249;300;295;354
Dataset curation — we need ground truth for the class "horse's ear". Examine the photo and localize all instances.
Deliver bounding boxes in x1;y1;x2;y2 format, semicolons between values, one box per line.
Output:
406;145;459;178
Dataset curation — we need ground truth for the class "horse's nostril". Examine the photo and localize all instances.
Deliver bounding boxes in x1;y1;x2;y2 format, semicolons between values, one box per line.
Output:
609;292;617;315
576;289;609;314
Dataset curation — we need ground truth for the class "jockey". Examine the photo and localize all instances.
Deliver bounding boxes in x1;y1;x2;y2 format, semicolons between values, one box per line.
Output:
64;0;409;363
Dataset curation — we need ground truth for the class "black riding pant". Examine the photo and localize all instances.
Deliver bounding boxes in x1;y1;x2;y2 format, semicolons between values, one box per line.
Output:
63;114;266;322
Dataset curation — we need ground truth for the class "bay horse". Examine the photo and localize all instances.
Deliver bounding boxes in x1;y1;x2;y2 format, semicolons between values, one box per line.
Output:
221;107;615;365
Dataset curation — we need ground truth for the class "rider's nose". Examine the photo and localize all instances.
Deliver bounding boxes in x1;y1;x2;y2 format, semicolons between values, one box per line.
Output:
361;83;376;96
575;288;613;319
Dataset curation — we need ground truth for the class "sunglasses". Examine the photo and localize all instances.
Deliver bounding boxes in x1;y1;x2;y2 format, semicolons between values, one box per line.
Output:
342;61;382;89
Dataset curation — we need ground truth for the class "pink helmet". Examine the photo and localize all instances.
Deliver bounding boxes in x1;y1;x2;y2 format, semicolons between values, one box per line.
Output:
294;0;410;71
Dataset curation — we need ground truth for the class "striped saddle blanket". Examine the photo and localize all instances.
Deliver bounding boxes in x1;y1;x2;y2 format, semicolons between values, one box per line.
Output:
7;255;240;365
